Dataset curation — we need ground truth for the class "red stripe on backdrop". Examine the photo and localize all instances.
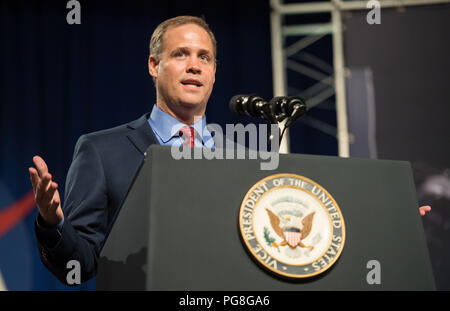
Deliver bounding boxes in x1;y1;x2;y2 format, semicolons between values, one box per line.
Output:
0;191;35;238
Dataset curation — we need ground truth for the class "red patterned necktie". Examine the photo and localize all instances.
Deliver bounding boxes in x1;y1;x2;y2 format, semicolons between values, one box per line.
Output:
179;126;195;147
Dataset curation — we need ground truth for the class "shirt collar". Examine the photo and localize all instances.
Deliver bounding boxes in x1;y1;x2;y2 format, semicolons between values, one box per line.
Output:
148;104;213;145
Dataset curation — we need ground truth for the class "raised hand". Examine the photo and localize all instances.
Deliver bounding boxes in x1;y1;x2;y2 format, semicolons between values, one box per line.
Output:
29;156;64;226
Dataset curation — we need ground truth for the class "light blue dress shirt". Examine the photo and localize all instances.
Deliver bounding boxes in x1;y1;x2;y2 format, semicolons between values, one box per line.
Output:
148;104;215;149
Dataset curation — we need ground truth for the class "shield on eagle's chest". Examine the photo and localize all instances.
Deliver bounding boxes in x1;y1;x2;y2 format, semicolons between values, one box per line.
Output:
283;228;302;247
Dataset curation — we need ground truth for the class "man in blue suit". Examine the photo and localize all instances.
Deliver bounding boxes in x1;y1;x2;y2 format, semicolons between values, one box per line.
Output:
29;16;218;284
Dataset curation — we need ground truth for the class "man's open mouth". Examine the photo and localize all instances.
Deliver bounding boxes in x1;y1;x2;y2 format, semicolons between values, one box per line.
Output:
181;79;203;87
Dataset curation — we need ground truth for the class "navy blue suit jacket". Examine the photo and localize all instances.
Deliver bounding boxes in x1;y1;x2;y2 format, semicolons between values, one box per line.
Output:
35;113;159;284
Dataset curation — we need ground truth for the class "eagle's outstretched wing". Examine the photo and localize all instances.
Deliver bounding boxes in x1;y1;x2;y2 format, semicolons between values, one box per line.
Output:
265;208;284;238
301;212;315;240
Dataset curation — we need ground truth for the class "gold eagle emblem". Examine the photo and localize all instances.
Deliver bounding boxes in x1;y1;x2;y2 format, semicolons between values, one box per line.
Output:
266;208;315;251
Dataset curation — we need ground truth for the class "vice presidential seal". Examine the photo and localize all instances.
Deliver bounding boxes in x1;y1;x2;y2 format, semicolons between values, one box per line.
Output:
239;173;345;278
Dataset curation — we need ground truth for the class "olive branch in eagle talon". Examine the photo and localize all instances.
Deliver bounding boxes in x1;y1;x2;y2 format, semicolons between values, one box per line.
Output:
265;208;315;251
263;226;280;252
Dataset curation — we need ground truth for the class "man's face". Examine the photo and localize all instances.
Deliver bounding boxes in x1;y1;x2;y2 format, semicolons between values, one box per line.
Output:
149;23;216;121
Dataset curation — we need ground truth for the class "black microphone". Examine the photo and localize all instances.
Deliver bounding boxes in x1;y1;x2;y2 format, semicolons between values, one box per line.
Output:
269;96;307;127
229;94;277;124
284;96;307;128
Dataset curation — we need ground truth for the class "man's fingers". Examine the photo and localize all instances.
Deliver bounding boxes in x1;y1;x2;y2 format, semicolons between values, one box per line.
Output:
35;173;53;205
419;205;431;216
29;167;40;193
49;197;61;215
33;155;49;177
41;182;58;207
29;156;61;222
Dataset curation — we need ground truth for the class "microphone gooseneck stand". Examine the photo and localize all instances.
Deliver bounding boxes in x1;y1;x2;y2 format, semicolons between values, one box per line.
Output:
229;94;308;152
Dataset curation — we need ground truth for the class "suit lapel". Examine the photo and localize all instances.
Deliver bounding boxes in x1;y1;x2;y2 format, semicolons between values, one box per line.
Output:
126;113;160;155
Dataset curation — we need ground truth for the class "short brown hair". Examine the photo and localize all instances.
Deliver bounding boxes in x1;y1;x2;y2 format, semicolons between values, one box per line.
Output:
150;15;217;63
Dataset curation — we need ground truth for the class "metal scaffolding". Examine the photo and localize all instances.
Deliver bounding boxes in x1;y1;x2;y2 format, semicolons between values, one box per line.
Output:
270;0;450;156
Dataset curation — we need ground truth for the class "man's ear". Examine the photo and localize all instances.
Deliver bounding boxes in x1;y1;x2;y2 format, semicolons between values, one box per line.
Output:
148;55;159;79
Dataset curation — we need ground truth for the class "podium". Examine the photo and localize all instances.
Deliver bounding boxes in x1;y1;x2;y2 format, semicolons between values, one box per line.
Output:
96;145;435;290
